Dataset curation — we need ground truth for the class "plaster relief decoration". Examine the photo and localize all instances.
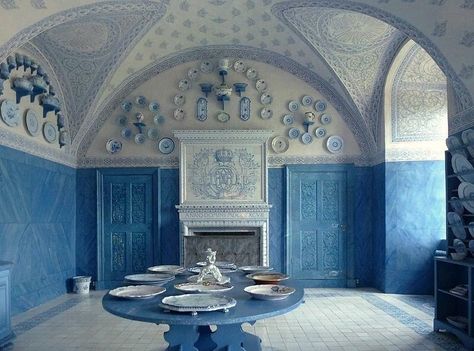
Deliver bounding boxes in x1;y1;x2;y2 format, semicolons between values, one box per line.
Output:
174;130;272;266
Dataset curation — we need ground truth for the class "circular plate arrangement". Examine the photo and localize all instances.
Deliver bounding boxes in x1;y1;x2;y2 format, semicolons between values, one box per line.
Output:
0;100;20;127
178;79;191;91
200;61;214;73
451;154;474;183
174;94;185;106
147;128;159;140
255;79;267;92
160;294;236;315
246;272;289;284
175;282;234;294
288;100;299;112
301;132;313;144
148;265;186;275
158;137;175;154
282;114;294;125
260;108;273;119
244;285;295;300
239;266;273;274
288;127;300;139
320;113;332;125
43;122;57;143
301;95;313;106
106;138;122;154
109;285;165;300
25;109;39;136
246;68;258;80
448;212;466;239
117;115;128;127
260;93;272;105
459;182;474;213
187;275;231;284
174;108;185;120
134;133;146;145
326;135;343;153
450;197;464;215
314;127;326;138
187;68;199;80
121;127;132;139
314;100;327;112
233;60;246;72
135;95;147;107
271;136;289;154
149;101;160;113
121;100;132;112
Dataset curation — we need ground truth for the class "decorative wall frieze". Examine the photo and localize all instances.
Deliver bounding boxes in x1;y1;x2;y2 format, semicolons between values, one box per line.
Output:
449;106;474;135
370;148;445;166
76;156;179;169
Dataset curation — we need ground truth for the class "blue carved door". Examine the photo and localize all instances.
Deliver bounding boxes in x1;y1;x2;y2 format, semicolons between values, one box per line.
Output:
102;174;155;287
287;165;349;287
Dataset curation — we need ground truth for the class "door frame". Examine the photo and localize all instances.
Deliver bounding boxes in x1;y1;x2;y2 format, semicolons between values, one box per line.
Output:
96;168;160;289
285;164;356;287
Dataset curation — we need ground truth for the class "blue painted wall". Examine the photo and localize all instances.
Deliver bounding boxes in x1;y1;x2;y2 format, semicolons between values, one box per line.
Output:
373;163;386;291
0;145;76;315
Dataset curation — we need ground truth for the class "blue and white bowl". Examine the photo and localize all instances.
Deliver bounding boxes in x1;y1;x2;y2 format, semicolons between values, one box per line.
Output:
314;100;327;112
121;101;132;112
149;101;160;113
106;139;122;154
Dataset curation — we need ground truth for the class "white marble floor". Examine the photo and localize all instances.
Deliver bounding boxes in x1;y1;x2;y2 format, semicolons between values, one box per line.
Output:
5;289;468;351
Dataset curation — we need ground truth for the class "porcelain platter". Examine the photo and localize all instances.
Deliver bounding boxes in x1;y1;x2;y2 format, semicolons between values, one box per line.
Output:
160;294;236;315
244;284;295;300
147;265;185;274
109;285;165;299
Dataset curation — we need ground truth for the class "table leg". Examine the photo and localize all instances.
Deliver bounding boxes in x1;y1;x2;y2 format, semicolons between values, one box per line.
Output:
211;323;262;351
163;324;200;351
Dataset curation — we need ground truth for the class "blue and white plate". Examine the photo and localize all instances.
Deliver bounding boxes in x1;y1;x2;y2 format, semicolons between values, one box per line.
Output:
106;138;122;154
301;132;313;144
178;79;192;91
25;109;39;136
135;133;146;144
149;101;160;113
458;182;474;214
121;100;132;112
187;68;199;80
450;197;464;215
246;68;258;80
326;135;343;153
148;128;159;140
217;111;230;122
288;100;299;112
320;113;332;125
288;128;300;139
158;137;175;154
43;122;57;143
233;60;246;73
153;114;165;125
260;108;273;119
314;127;326;138
301;95;313;106
255;79;267;92
174;94;185;106
200;61;214;73
282;114;294;125
314;100;327;112
0;100;20;127
117;115;128;127
174;108;185;120
454;239;467;255
121;127;132;139
135;95;147;107
448;212;466;240
260;93;272;105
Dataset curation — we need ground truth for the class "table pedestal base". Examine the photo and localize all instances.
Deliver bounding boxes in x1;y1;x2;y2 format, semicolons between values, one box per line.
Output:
163;323;262;351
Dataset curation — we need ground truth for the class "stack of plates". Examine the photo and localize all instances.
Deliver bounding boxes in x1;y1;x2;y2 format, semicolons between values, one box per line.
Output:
124;273;174;286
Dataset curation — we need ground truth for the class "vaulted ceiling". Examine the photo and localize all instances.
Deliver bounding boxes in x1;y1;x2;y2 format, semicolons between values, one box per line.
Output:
0;0;473;160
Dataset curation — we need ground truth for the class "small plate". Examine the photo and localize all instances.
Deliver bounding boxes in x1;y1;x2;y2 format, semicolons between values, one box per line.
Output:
135;95;147;107
314;100;327;112
301;132;313;144
326;135;343;153
106;138;122;154
314;127;326;138
246;68;258;80
158;137;175;154
121;101;132;112
282;114;294;125
124;273;174;283
149;101;160;113
187;68;199;80
288;100;299;112
260;93;272;105
246;272;289;284
0;100;20;127
451;154;474;183
178;79;192;91
450;197;464;215
109;285;165;300
459;182;474;213
121;127;132;139
43;122;57;143
148;265;186;274
255;79;267;92
25;109;39;136
240;266;273;274
153;114;164;125
147;128;159;140
175;282;234;293
174;108;185;120
260;108;273;119
134;133;146;145
217;111;230;123
288;128;300;139
301;95;313;106
244;284;295;300
233;60;246;73
448;212;466;239
200;61;214;73
320;113;332;125
271;136;289;154
116;115;128;127
174;94;185;106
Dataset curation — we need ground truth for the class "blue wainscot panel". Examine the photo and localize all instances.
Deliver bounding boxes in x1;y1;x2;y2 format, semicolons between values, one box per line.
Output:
159;169;180;264
372;163;386;292
268;168;285;273
0;145;76;314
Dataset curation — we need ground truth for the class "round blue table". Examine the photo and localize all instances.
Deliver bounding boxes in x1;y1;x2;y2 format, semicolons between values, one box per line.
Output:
102;272;304;351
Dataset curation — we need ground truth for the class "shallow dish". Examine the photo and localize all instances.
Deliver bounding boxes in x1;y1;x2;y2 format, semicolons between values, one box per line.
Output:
244;284;295;300
301;95;313;106
260;108;273;119
124;273;174;283
25;109;39;136
326;135;343;153
288;127;300;139
1;99;20;127
255;79;267;92
453;238;467;254
246;68;258;79
282;114;294;125
147;265;185;275
174;282;233;293
239;266;273;273
109;285;165;299
271;136;289;154
246;272;289;284
314;100;327;112
260;93;272;105
187;67;199;80
161;294;236;315
301;132;313;145
314;127;326;138
288;100;299;112
234;60;246;73
158;137;175;154
106;138;122;154
446;136;466;157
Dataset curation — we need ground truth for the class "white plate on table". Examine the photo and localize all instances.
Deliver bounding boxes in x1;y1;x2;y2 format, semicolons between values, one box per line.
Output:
147;265;185;275
244;285;295;300
174;282;233;293
109;285;165;299
187;275;230;284
124;273;174;283
161;294;236;315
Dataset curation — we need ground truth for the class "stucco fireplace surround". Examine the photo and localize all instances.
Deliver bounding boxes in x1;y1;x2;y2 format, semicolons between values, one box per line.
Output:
174;130;272;266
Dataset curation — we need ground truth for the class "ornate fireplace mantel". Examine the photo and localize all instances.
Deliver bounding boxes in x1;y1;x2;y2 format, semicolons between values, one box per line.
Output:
174;130;272;266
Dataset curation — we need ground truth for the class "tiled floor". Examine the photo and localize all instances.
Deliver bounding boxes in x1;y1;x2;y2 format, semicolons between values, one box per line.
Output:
4;289;469;351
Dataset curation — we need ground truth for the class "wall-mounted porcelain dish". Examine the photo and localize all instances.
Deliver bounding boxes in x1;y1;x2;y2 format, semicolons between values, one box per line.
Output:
120;100;131;112
301;95;313;106
454;238;467;254
109;285;165;300
244;284;295;300
260;108;273;119
174;108;185;120
326;135;343;153
174;94;185;107
200;61;214;73
451;154;474;183
147;128;159;140
301;132;313;145
160;294;236;315
43;122;57;143
158;137;175;154
461;129;474;157
153;114;164;125
288;100;299;112
134;133;146;144
25;109;39;136
0;99;20;127
149;101;160;112
246;68;258;80
105;138;122;154
450;197;464;215
448;212;466;239
187;67;199;80
271;136;289;154
217;111;230;123
233;60;246;73
260;93;272;105
282;114;293;125
320;113;332;125
121;127;132;139
255;79;267;92
116;115;128;127
246;272;289;284
174;282;234;293
314;127;326;138
314;100;327;112
446;136;467;157
178;79;191;91
135;95;147;107
288;128;300;139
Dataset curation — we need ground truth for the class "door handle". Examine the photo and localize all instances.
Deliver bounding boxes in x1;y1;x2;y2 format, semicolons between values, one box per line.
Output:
340;224;346;231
